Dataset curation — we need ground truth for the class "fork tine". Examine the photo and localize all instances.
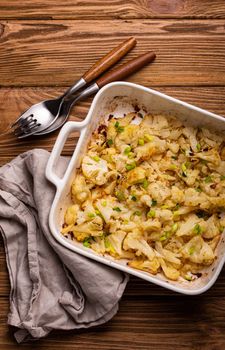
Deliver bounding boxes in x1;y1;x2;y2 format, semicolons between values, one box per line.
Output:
11;114;34;129
14;121;41;137
17;124;41;139
13;114;39;136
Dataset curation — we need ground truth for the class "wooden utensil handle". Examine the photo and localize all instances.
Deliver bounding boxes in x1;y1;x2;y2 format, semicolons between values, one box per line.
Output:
82;37;136;83
96;51;156;88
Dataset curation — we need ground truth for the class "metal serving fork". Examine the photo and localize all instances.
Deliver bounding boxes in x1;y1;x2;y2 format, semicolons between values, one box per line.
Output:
34;51;156;136
11;37;136;138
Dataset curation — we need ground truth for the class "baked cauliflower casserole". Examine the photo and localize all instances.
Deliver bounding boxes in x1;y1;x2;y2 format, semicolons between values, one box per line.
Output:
62;112;225;282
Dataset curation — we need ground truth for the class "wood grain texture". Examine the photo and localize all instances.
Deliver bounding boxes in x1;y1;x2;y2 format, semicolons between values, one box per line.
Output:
1;0;225;19
0;86;225;165
1;20;225;87
0;295;225;350
1;1;225;348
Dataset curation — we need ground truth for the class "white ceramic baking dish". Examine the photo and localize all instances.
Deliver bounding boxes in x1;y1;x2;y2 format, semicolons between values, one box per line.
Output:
46;82;225;295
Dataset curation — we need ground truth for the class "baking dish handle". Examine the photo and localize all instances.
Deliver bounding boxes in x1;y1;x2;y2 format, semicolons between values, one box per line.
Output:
46;121;86;189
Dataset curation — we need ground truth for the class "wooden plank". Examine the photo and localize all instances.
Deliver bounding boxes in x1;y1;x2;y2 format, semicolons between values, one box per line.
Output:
0;296;225;349
0;86;225;166
1;20;225;87
1;0;225;20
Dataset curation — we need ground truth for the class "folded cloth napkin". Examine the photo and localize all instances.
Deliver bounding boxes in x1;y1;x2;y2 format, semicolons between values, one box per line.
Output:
0;149;128;343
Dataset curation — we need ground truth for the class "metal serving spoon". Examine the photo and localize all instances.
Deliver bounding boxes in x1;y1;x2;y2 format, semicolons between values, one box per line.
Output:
13;37;137;138
34;51;156;136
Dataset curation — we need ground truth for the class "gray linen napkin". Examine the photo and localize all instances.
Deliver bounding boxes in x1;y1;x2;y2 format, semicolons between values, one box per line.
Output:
0;149;128;343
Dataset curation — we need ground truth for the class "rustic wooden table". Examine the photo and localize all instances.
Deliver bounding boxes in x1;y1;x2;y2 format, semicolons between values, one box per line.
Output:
1;1;225;349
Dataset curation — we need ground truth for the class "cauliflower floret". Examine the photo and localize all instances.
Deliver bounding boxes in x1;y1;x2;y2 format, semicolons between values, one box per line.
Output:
140;194;152;206
64;204;79;225
182;126;198;152
141;219;161;232
135;143;156;161
91;236;106;254
167;142;179;154
194;149;220;166
158;258;180;281
115;124;139;148
126;167;146;186
171;186;184;204
141;114;169;131
181;236;215;265
213;161;225;176
71;174;90;203
202;215;220;239
184;188;210;209
147;181;171;204
82;155;108;185
123;231;155;260
155;241;181;266
176;214;205;237
95;197;115;222
106;231;133;258
128;258;160;275
182;169;199;186
72;215;103;241
155;209;173;222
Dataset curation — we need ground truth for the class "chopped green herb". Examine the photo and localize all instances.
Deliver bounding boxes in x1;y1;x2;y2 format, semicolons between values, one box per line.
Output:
131;195;137;201
220;175;225;181
102;200;107;207
113;207;122;212
193;224;202;235
219;226;224;233
174;203;180;210
173;210;180;217
195;187;202;192
151;199;157;207
185;161;191;169
205;176;213;183
128;152;134;159
83;237;91;248
189;247;195;255
196;143;201;152
138;138;145;146
201;159;208;165
161;204;169;209
147;209;156;218
124;146;132;155
141;178;149;189
104;238;116;253
144;134;154;142
92;155;100;162
114;121;124;133
107;139;113;146
160;231;170;241
134;210;141;216
181;163;187;177
115;190;125;201
125;162;136;171
170;164;177;170
184;275;192;281
95;209;103;219
87;212;95;218
171;223;178;232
